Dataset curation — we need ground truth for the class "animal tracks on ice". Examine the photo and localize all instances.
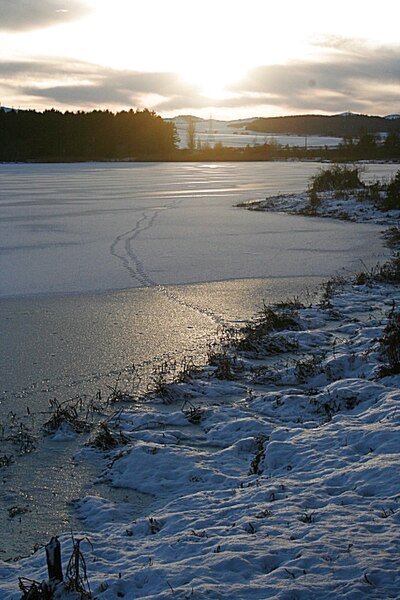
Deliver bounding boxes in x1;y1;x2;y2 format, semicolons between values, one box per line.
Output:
156;284;228;328
110;201;228;328
110;209;159;288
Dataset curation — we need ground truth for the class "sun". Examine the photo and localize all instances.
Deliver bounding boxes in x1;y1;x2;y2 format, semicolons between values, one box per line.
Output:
178;59;246;100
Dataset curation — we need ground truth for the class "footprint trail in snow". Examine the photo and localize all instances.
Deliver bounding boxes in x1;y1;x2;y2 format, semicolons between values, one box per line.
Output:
109;200;229;329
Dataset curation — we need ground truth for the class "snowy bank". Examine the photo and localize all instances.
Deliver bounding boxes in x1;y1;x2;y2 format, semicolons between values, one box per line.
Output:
238;190;400;226
237;164;400;227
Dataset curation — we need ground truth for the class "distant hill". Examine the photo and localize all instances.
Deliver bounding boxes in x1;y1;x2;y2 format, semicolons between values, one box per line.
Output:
242;113;400;137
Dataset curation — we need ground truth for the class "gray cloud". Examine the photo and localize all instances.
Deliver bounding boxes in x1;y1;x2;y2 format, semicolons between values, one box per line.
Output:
0;57;199;109
0;57;95;77
227;43;400;115
0;0;90;31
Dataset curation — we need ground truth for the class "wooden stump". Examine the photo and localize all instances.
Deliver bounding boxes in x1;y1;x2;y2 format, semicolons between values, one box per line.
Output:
45;536;63;583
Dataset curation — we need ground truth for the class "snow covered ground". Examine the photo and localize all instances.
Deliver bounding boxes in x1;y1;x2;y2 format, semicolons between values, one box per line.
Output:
1;180;400;599
240;190;400;226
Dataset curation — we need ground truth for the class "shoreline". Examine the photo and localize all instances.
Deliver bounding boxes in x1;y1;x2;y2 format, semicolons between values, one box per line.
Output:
2;158;400;165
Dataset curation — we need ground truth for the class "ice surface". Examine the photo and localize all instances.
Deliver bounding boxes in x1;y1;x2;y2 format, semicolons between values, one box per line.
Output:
0;161;396;298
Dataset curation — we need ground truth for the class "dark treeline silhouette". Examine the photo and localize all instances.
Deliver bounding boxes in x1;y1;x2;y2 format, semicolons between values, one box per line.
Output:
333;132;400;160
0;108;178;160
269;132;400;161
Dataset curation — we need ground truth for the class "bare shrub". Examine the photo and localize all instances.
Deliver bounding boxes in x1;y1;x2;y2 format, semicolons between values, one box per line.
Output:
379;307;400;376
238;302;300;353
87;422;130;451
383;226;400;249
380;170;400;211
43;397;92;434
181;400;204;424
309;164;364;193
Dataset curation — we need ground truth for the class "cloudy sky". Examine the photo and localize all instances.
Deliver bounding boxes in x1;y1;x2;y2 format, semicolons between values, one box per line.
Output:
0;0;399;119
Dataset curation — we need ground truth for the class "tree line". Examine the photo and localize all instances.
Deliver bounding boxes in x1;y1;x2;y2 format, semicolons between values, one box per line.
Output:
0;108;178;161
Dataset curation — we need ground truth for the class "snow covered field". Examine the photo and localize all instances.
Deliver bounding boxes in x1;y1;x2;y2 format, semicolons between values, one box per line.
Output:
170;118;342;150
1;167;399;599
